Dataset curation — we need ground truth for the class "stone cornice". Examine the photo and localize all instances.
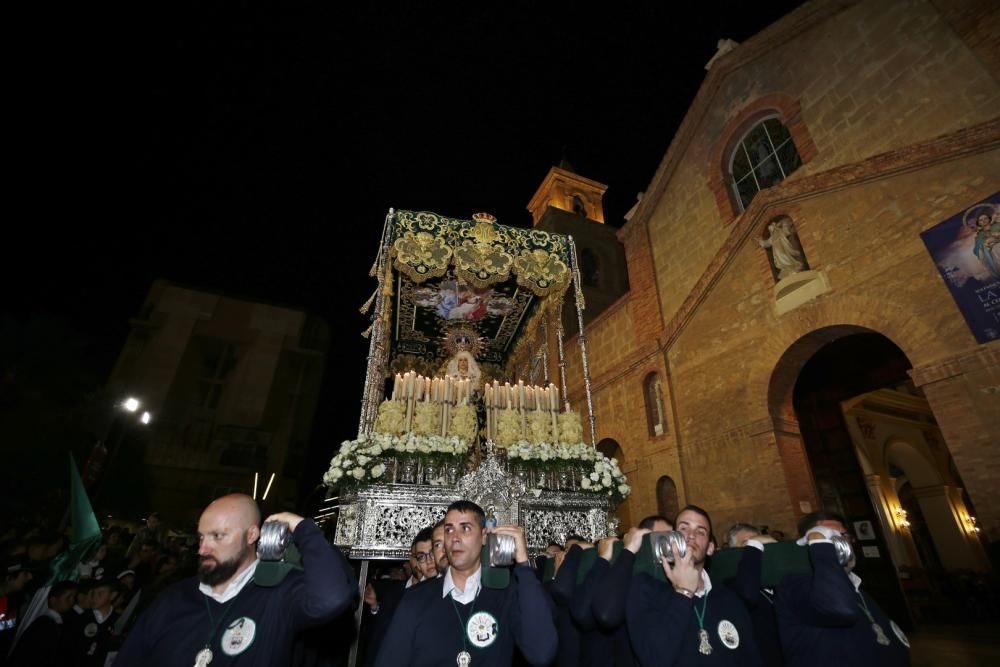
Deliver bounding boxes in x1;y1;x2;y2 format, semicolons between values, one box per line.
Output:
909;342;1000;386
662;118;1000;349
619;0;859;237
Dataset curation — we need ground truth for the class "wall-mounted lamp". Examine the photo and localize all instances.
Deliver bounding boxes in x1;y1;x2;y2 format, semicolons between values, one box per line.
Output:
964;515;980;534
894;507;910;529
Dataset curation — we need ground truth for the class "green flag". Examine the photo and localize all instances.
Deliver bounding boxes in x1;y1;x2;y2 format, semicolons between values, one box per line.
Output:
46;454;102;584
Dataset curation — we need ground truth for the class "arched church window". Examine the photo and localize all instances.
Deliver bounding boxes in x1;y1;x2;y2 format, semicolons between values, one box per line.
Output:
730;116;802;211
656;476;679;520
581;248;600;287
572;194;587;216
643;372;667;437
597;438;623;462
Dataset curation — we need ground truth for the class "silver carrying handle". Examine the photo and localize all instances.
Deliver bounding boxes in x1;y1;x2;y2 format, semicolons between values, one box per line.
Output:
488;533;516;567
831;534;855;568
650;530;687;564
258;520;291;562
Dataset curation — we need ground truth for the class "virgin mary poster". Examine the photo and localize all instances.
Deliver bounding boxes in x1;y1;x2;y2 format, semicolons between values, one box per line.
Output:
920;192;1000;344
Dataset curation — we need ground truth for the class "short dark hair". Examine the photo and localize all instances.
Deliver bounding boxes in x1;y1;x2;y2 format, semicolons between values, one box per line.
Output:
89;577;122;597
411;527;434;552
546;541;563;551
565;534;587;543
445;500;486;527
49;581;78;601
638;515;672;531
675;505;713;539
797;511;847;537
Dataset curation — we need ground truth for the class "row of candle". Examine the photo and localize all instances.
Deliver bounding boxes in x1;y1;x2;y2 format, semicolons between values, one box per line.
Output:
391;371;472;406
484;380;562;443
483;380;560;412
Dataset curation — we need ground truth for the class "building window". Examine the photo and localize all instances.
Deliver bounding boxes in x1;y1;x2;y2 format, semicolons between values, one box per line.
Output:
572;195;586;216
195;338;236;411
656;476;679;520
643;373;667;437
581;248;600;287
729;116;801;211
597;438;623;463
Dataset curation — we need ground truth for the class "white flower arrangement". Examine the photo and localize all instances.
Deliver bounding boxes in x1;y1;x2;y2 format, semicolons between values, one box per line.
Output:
323;431;471;490
580;452;630;502
506;441;599;464
503;440;630;503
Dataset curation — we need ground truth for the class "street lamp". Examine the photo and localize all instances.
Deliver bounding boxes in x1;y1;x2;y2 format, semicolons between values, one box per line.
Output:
92;396;153;509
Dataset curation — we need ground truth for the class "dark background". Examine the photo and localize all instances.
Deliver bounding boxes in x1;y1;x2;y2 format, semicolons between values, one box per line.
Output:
3;1;806;516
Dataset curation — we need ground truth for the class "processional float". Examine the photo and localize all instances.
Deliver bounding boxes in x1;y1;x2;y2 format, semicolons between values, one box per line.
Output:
324;210;630;633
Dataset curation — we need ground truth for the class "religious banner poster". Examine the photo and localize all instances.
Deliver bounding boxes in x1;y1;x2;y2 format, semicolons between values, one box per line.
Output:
920;192;1000;344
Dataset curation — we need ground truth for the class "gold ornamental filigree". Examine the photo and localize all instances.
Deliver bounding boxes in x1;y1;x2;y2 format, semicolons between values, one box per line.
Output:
393;232;452;283
513;248;571;296
453;242;514;287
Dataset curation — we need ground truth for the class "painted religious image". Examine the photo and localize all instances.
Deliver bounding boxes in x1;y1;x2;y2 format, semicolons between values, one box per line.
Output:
920;192;1000;344
414;280;514;322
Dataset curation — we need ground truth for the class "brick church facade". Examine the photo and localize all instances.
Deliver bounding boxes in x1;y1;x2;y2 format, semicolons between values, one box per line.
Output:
539;0;998;614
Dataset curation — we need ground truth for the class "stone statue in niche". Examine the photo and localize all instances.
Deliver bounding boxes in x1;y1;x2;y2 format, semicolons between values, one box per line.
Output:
758;219;807;280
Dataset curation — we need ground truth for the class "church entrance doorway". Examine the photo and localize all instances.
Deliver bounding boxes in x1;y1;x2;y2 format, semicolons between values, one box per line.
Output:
770;327;990;628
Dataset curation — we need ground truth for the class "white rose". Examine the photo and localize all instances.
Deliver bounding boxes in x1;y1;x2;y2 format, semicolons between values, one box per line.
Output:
602;476;612;487
590;472;600;481
357;455;370;466
331;468;344;480
351;467;365;480
618;484;629;495
371;464;386;478
581;478;592;489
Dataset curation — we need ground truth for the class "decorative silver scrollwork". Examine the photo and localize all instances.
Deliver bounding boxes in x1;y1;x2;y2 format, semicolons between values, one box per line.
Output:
332;445;612;559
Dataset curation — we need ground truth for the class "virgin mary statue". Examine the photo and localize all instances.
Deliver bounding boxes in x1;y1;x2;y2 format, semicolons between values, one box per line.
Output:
446;351;483;393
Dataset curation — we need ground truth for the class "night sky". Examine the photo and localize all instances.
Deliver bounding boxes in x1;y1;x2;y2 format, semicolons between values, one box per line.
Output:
8;1;805;503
